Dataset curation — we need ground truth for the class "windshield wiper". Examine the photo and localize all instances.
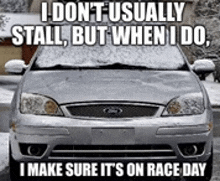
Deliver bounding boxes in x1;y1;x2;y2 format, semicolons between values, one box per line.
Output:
91;63;188;70
96;63;150;70
32;63;188;71
32;63;151;70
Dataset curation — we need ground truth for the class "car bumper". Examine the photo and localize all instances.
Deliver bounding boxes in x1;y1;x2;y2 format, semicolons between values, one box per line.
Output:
10;110;213;162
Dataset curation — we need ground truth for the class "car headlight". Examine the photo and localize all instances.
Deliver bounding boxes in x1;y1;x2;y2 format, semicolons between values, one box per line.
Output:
20;93;63;116
162;93;205;116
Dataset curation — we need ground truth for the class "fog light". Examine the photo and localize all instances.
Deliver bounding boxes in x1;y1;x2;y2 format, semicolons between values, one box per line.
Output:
178;143;205;156
19;143;47;157
183;145;197;156
27;145;41;156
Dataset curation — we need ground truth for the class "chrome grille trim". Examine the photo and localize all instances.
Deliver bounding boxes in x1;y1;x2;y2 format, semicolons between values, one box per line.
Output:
48;157;178;160
49;145;176;159
52;150;174;153
61;102;162;119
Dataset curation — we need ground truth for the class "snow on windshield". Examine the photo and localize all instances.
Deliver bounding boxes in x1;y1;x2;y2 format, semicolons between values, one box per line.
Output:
35;26;185;70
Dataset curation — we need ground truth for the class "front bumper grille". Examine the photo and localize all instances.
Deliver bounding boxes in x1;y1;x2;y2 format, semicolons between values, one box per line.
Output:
49;145;176;160
65;103;159;118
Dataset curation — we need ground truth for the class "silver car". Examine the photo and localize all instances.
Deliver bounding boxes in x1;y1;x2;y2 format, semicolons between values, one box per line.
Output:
6;26;214;181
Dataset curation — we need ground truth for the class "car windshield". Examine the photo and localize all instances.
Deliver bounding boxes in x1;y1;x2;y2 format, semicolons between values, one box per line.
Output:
33;26;186;70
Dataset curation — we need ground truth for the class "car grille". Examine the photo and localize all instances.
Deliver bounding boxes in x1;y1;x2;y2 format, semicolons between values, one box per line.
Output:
65;103;159;118
49;145;176;160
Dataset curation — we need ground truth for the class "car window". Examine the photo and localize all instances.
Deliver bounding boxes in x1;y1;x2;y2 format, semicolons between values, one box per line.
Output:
33;26;186;70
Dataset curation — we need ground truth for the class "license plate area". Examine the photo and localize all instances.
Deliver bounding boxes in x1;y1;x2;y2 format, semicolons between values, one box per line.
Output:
92;128;135;144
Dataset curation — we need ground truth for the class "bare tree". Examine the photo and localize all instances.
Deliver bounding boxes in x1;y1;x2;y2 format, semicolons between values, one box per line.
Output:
0;15;10;41
192;0;220;60
0;0;29;41
0;0;28;12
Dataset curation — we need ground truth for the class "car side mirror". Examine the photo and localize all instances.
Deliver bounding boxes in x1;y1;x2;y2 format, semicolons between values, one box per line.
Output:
191;59;215;80
5;59;28;75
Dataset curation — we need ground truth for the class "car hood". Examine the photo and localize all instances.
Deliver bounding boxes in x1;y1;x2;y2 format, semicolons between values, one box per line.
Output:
21;70;202;105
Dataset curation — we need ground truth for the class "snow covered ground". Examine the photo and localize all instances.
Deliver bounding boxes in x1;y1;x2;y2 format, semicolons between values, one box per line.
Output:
202;74;220;107
0;133;8;172
0;75;21;104
203;81;220;107
0;87;14;104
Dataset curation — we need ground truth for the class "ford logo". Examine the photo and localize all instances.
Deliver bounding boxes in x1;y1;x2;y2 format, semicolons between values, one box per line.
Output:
103;107;123;116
